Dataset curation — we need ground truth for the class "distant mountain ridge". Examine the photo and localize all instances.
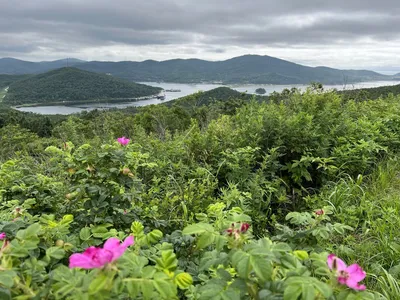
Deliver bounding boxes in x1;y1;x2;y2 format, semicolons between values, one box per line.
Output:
0;55;396;84
0;57;85;75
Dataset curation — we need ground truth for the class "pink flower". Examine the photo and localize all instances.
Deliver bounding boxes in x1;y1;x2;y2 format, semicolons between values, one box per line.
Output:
327;254;366;291
117;137;130;146
0;232;6;240
315;209;324;216
69;236;134;269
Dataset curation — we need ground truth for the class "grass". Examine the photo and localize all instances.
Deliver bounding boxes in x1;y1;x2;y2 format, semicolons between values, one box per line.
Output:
313;158;400;295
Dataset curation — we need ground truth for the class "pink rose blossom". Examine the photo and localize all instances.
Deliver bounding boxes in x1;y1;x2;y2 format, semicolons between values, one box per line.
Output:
0;232;6;240
117;137;130;146
327;254;366;291
69;236;134;269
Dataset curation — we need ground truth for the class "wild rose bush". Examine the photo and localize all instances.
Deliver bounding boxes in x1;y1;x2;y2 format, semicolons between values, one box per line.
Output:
0;199;377;299
4;89;400;299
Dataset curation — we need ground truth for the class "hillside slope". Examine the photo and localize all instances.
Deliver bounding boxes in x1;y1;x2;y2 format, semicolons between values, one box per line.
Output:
165;86;260;108
4;67;162;105
0;74;31;88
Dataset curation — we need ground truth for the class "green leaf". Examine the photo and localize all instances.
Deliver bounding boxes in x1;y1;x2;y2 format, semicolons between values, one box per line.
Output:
293;250;309;260
0;271;16;288
0;287;11;300
141;280;154;300
174;272;193;289
126;281;140;298
312;280;332;298
88;273;109;295
251;256;272;281
79;227;91;241
25;223;41;236
182;223;215;235
154;273;177;298
141;266;156;279
196;232;215;250
302;284;315;300
155;250;178;272
46;247;66;260
284;284;302;300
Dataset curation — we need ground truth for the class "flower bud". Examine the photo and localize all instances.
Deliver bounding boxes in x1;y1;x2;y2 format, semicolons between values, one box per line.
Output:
122;167;131;175
315;209;324;216
240;223;250;233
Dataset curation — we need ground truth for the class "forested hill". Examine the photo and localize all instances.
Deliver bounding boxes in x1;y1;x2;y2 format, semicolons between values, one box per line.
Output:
1;55;395;84
4;67;162;105
0;74;31;88
166;87;258;108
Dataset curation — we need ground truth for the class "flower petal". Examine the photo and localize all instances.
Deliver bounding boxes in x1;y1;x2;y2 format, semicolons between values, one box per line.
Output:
103;238;121;252
346;278;366;291
327;254;347;271
93;249;114;266
69;253;96;269
103;236;134;262
346;264;366;282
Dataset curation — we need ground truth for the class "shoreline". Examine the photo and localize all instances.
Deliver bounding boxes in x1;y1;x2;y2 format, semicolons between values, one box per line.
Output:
12;93;162;108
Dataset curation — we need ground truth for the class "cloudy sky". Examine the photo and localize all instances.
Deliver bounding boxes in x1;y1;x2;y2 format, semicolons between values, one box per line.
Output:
1;0;399;71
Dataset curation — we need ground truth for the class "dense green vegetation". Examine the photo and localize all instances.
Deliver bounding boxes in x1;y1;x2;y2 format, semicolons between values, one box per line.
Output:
2;55;396;84
165;87;258;107
3;86;400;298
0;74;31;88
4;68;162;105
340;83;400;101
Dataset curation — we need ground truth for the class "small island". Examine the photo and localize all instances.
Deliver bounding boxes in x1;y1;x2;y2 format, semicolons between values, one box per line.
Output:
255;88;266;94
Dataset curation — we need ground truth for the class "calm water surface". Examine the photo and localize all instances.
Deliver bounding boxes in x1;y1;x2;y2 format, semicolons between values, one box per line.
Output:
15;80;400;115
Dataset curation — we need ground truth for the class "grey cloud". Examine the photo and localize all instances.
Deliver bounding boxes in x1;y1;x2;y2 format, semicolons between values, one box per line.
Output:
0;0;400;67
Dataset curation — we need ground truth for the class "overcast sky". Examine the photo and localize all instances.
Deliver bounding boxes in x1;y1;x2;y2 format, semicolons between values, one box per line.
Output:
1;0;399;70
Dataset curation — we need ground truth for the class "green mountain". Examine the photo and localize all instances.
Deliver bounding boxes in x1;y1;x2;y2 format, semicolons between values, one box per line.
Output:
77;55;393;84
4;67;162;105
0;74;31;88
1;55;396;85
